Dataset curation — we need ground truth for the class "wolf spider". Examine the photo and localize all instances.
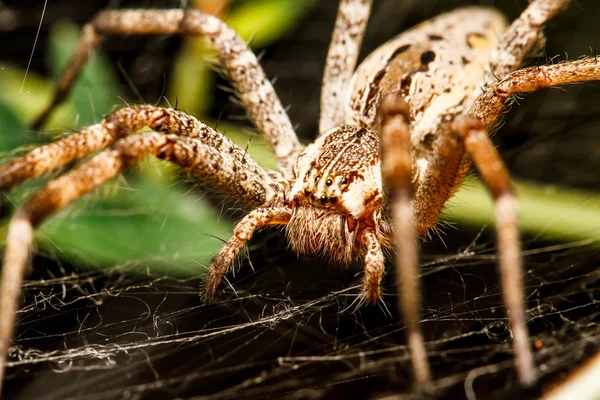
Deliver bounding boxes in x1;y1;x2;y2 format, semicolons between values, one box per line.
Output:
0;0;598;393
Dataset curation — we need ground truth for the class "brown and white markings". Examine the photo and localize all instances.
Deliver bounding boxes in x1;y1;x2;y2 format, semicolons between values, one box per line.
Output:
0;0;598;395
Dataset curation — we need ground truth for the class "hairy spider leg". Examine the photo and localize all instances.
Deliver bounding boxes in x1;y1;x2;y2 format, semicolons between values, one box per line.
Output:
202;208;292;301
485;0;572;85
379;94;431;384
320;0;374;134
31;9;303;172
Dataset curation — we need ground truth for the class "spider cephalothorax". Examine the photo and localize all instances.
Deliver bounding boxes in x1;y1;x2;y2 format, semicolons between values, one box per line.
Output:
0;0;598;394
287;125;390;265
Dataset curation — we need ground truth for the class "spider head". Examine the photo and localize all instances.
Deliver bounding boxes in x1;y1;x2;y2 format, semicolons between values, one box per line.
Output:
285;125;387;263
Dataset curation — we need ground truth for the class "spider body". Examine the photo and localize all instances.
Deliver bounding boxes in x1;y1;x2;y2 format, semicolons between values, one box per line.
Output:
287;7;506;269
287;125;388;265
349;8;506;131
0;0;598;394
349;8;507;192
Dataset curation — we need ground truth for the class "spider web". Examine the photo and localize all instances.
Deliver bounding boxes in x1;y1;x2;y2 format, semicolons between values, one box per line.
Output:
2;0;600;399
4;223;600;399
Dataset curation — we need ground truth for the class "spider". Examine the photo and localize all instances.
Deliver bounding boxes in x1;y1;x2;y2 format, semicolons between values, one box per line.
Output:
0;0;598;394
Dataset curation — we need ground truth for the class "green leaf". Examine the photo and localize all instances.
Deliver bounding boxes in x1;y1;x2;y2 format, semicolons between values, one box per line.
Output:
49;21;120;128
0;64;73;128
38;175;232;275
446;179;600;244
226;0;316;48
0;97;39;152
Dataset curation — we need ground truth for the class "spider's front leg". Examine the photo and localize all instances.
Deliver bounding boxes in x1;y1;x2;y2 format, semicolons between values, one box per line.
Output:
457;56;600;387
378;94;431;385
395;104;534;386
202;207;292;302
449;115;534;386
32;9;303;171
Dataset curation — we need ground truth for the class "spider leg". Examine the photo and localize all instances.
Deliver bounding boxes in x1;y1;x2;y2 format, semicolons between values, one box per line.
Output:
485;0;572;84
0;120;117;190
358;228;385;304
379;94;431;385
31;9;302;172
0;113;277;392
473;58;600;129
202;207;292;302
412;128;467;234
450;115;534;386
2;106;275;207
319;0;373;134
495;58;600;94
451;54;600;389
2;106;170;190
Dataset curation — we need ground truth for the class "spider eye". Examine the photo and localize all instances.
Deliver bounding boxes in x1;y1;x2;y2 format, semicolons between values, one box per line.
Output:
341;177;348;185
314;175;320;184
320;196;327;203
325;178;333;186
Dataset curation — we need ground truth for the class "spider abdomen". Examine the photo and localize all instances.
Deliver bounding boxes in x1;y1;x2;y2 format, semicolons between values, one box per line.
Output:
347;7;507;159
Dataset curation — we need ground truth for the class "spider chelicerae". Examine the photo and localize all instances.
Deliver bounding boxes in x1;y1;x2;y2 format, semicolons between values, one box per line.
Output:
0;0;599;394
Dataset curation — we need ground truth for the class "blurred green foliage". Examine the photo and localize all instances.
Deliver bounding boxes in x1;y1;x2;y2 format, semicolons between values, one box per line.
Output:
447;180;600;244
49;22;118;128
171;0;317;116
0;21;234;275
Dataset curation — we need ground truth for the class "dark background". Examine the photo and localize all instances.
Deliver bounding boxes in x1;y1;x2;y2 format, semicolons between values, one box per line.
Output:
0;1;599;399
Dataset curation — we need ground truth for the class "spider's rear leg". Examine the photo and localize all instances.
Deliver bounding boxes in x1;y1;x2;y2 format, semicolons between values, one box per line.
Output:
379;94;431;385
450;115;534;386
202;207;292;302
485;0;572;84
32;9;302;170
473;58;600;129
319;0;373;134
